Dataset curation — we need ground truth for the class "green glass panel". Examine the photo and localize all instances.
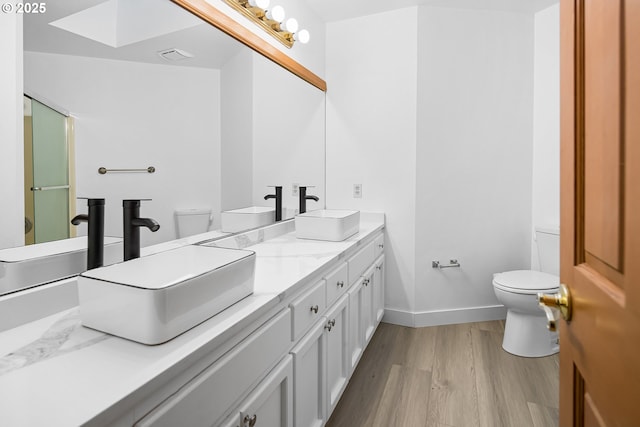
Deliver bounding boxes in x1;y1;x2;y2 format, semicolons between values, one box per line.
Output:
30;100;69;243
31;100;68;187
34;188;69;243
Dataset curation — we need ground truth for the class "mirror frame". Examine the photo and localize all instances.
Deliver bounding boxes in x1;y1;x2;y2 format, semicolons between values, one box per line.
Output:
172;0;327;92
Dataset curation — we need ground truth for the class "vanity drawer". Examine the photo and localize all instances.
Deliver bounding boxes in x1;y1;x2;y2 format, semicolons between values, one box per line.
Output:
374;233;385;258
325;262;348;307
290;280;326;341
347;241;375;285
136;309;291;427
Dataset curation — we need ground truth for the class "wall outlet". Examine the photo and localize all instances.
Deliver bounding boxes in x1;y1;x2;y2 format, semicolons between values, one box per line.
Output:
292;183;299;196
353;184;362;198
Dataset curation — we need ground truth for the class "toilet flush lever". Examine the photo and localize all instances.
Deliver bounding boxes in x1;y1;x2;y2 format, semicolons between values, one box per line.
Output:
537;284;572;332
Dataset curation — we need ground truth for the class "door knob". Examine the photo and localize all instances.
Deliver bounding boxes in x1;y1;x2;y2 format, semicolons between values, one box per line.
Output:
537;284;572;332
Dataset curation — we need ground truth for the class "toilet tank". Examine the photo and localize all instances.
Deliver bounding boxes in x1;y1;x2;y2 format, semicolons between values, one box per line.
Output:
175;208;212;238
535;226;560;276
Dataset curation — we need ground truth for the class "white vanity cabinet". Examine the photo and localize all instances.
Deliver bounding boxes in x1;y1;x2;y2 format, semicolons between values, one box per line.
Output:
134;229;385;427
136;310;292;427
222;356;293;427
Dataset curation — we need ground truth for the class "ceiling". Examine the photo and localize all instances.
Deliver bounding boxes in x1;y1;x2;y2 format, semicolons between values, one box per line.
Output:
305;0;559;22
24;0;559;69
23;0;244;69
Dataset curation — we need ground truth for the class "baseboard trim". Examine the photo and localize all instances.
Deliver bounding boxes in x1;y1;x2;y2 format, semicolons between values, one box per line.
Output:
383;305;507;328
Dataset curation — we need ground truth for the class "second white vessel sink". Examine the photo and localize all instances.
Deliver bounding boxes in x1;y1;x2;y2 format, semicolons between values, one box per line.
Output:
220;206;276;233
78;245;255;345
295;209;360;242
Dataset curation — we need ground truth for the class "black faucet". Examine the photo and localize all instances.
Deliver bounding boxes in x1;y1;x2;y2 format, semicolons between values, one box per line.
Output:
123;199;160;261
299;186;319;214
264;186;283;221
71;198;105;270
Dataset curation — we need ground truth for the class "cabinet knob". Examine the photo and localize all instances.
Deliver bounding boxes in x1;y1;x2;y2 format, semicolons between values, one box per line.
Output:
363;278;369;286
376;265;382;271
378;244;384;249
310;305;319;314
329;319;336;327
337;280;344;288
324;324;333;332
244;414;257;427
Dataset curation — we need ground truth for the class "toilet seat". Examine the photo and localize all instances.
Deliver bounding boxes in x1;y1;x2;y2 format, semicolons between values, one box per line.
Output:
493;270;559;294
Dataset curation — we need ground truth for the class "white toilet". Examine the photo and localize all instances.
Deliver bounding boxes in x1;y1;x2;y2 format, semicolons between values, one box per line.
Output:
175;208;212;238
493;227;560;357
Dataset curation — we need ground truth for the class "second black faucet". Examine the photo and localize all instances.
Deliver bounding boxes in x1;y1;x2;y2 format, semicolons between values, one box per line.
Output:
123;199;160;261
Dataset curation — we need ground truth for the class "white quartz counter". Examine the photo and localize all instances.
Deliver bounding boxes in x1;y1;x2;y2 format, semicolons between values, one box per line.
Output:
0;216;384;427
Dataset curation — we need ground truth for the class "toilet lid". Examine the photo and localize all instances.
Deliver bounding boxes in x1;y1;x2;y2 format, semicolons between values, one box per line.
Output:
493;270;559;294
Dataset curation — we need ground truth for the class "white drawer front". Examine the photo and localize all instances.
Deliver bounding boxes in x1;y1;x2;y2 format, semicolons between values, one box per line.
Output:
347;241;375;285
136;309;292;427
290;280;327;341
324;262;348;307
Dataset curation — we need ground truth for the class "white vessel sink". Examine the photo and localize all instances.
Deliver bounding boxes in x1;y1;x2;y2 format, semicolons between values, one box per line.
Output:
77;245;255;345
221;206;276;232
295;210;360;242
0;236;122;295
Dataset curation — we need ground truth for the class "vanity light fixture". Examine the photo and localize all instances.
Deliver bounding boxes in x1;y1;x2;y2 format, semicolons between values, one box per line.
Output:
224;0;310;48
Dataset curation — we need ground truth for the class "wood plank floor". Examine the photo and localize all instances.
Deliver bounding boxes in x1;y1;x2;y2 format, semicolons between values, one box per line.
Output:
326;321;559;427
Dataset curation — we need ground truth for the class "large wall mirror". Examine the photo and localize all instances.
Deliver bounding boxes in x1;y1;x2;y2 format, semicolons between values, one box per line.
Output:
2;0;326;296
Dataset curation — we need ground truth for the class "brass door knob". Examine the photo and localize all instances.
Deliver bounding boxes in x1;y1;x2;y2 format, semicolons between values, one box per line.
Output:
537;284;572;332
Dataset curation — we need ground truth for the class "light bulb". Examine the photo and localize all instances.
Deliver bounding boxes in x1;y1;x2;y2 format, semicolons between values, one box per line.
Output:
295;29;310;44
282;17;298;33
248;0;269;9
266;5;285;22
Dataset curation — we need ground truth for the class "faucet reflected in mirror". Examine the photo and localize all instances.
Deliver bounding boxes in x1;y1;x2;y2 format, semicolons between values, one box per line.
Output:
299;186;319;214
264;186;283;221
71;198;105;270
123;200;160;261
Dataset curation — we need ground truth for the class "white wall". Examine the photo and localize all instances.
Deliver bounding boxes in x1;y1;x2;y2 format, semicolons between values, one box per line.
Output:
414;6;534;326
0;14;24;249
24;52;221;245
252;53;326;214
531;3;560;269
326;5;535;326
326;8;418;316
221;48;254;212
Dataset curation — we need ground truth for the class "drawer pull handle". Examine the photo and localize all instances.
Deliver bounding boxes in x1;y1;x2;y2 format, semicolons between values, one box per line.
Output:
337;280;344;288
310;305;319;314
325;319;336;331
244;414;257;427
378;244;384;249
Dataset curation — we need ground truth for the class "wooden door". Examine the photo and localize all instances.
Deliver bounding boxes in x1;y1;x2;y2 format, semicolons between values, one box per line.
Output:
560;0;640;425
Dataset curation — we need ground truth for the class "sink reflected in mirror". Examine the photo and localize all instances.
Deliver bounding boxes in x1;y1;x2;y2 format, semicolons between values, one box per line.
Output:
0;236;122;295
221;206;276;233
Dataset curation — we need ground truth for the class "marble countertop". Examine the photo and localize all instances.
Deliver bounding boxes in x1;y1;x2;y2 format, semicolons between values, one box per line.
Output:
0;216;384;427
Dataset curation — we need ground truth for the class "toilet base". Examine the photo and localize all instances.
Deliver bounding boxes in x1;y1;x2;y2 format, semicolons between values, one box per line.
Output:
502;310;559;357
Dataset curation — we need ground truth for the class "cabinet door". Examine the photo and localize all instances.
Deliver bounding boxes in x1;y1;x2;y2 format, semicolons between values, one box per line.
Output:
238;356;293;427
347;279;364;371
361;266;375;345
291;320;325;427
325;294;350;419
373;255;385;323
